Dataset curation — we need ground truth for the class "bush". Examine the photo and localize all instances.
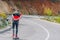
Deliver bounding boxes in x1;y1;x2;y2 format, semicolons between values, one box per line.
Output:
0;12;8;29
44;7;52;16
0;12;7;19
42;16;60;23
54;17;60;23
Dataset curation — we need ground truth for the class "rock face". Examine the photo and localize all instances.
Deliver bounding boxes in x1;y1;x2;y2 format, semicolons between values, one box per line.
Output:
0;0;60;15
0;0;12;14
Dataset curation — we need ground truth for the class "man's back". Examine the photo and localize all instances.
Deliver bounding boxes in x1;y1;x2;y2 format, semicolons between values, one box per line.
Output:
13;13;20;21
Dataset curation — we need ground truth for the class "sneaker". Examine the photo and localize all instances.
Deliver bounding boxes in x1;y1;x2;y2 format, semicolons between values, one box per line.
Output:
12;34;14;37
12;34;15;38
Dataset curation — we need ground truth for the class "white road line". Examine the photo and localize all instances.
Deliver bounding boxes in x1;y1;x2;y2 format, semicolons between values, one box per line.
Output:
36;24;50;40
27;19;50;40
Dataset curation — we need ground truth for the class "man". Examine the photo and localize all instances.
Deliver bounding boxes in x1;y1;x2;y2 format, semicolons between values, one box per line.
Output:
12;9;22;38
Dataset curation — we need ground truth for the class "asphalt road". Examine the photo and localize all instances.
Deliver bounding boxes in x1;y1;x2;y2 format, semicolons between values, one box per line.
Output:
0;15;60;40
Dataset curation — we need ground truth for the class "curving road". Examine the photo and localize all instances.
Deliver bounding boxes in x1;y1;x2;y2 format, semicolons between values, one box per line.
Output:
0;15;60;40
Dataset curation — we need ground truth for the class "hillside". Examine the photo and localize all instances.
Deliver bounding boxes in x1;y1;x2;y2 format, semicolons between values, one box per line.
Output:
0;0;60;15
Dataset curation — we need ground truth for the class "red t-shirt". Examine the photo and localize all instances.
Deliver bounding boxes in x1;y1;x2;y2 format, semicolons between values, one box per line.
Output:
13;13;22;20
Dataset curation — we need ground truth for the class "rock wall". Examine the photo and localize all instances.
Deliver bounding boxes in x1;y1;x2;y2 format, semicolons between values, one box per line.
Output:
0;0;60;15
0;1;12;14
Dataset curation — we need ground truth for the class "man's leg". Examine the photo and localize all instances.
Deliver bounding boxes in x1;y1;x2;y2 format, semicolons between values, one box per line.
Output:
16;23;18;38
12;23;15;37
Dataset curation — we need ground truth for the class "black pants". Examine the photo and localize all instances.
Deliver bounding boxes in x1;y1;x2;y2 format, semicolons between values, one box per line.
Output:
12;20;19;37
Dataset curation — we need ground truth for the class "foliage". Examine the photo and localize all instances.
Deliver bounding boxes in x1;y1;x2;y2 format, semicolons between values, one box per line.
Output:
0;12;7;19
54;17;60;23
44;7;52;16
0;12;9;29
42;16;60;23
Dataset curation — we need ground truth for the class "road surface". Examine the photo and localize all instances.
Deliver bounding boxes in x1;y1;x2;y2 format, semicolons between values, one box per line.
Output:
0;15;60;40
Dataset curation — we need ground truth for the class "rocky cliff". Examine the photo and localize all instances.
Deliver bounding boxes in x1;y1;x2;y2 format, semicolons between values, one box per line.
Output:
0;0;60;15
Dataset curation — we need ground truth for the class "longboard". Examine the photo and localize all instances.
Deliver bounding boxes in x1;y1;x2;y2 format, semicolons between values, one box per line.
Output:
13;38;19;40
13;38;26;40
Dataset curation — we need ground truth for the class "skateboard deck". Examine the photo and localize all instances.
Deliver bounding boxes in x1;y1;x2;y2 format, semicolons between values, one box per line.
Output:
13;38;19;40
13;38;26;40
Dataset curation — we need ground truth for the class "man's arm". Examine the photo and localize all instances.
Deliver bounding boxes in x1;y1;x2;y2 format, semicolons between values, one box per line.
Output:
19;12;22;18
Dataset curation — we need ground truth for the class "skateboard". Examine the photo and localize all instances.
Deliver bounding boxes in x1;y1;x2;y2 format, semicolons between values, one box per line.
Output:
13;38;25;40
13;37;19;40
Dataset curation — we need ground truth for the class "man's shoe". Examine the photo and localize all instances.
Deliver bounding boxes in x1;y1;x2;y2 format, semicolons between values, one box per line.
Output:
12;34;16;38
15;36;19;39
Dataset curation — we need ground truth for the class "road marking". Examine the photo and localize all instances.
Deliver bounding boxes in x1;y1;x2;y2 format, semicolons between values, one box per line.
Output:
27;19;50;40
36;24;50;40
